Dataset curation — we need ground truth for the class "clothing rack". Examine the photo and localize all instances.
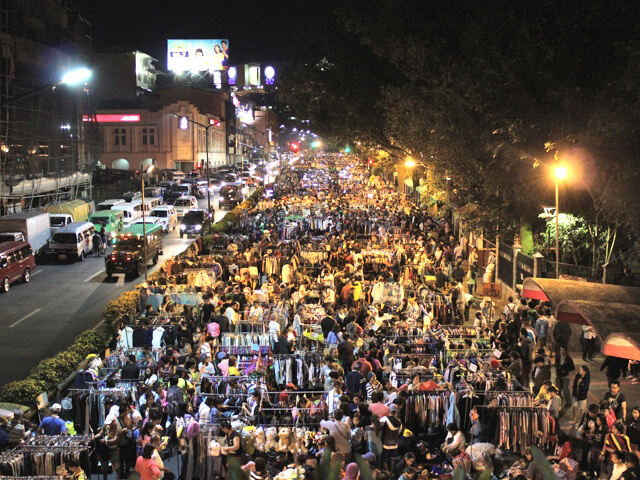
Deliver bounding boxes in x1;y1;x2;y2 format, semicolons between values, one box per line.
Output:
197;375;256;382
0;477;57;480
474;405;546;409
264;390;324;395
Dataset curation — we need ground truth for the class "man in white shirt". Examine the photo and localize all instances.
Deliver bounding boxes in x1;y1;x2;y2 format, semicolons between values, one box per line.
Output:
323;287;335;306
225;302;239;325
249;302;263;321
199;397;213;422
268;318;280;348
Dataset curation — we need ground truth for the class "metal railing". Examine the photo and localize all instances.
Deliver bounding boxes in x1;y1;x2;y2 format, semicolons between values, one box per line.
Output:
543;260;602;282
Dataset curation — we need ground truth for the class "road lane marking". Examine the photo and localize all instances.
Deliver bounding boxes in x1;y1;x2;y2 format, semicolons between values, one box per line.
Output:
84;270;104;283
31;270;42;276
9;308;41;328
92;318;106;331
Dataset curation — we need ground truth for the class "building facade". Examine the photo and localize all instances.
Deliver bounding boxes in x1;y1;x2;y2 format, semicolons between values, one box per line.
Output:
96;87;227;173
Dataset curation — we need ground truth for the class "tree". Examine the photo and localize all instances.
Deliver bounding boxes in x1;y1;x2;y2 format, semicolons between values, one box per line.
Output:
282;0;640;261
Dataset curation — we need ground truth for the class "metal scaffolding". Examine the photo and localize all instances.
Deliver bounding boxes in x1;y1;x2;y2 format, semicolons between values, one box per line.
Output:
0;0;100;214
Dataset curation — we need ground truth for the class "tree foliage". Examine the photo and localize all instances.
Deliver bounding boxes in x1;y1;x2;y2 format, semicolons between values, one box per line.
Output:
281;0;640;260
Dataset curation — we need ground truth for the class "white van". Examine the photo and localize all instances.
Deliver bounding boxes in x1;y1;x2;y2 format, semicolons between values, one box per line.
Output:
49;222;96;262
132;198;161;213
96;199;126;211
111;203;143;228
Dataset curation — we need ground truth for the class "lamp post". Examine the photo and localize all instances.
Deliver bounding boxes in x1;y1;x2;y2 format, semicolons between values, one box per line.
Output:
554;166;568;279
543;206;556;262
141;164;155;282
0;68;91;108
171;113;221;232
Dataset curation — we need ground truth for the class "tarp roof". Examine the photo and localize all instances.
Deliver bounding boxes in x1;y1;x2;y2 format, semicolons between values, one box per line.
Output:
522;277;640;360
522;277;640;306
556;300;640;361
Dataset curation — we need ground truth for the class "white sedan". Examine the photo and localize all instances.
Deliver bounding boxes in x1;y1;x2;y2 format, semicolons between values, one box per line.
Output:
172;195;198;218
147;206;178;232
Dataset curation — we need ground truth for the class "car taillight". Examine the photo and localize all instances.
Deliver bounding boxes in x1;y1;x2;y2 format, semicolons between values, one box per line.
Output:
126;255;132;262
110;255;117;262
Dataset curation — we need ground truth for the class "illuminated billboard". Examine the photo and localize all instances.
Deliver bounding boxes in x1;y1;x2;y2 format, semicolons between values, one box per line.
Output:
83;114;141;123
167;39;229;72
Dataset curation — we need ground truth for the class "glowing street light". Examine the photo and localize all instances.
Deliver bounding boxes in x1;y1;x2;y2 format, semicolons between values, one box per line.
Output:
60;68;92;86
555;166;568;181
405;158;416;167
0;67;92;107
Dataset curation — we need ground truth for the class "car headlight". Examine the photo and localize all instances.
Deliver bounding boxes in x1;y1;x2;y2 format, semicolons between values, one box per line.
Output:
195;225;202;230
180;224;186;230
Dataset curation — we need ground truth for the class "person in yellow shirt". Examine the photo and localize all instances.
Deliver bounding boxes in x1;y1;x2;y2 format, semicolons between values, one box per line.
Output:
176;367;194;394
228;356;241;376
534;380;557;405
63;458;87;480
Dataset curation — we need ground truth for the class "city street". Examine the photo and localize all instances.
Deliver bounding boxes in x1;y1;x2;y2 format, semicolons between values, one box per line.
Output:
0;196;227;387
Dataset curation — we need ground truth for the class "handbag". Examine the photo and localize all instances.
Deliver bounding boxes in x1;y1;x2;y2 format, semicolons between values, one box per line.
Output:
452;451;472;474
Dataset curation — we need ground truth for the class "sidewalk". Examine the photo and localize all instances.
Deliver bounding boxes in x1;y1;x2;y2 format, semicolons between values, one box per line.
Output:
465;297;640;430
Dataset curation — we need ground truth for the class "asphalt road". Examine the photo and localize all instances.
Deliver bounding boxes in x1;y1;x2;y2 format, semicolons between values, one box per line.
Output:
0;196;229;388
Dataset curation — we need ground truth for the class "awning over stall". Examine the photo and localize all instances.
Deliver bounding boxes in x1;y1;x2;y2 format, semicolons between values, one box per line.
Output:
522;277;640;306
556;300;640;360
521;277;640;360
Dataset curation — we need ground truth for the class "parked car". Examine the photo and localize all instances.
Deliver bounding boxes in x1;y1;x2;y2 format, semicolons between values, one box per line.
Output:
179;209;210;238
147;206;178;232
173;195;198;218
49;222;96;262
0;241;36;292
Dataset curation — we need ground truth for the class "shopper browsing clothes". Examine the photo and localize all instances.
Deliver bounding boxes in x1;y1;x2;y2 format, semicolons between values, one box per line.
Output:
8;157;634;480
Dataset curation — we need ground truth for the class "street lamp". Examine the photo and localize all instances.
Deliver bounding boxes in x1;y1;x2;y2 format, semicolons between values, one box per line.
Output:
141;164;155;283
0;67;91;107
171;113;220;232
554;165;568;279
60;68;92;86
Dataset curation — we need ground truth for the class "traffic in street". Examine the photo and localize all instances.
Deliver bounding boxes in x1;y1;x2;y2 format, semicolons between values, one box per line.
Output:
0;193;229;387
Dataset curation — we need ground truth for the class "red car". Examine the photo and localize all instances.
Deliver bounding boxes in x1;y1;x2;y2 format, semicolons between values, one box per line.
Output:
0;241;36;292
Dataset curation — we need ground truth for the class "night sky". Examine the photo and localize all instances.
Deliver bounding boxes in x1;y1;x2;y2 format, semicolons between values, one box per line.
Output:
82;0;328;69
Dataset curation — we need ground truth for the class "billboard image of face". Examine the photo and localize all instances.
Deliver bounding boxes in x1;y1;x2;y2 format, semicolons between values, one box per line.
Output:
167;39;229;72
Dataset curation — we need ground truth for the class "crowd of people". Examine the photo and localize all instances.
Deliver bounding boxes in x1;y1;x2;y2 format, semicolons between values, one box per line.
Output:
1;157;640;480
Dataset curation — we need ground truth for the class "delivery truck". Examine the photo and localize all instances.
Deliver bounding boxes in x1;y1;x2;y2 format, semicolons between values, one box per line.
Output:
43;199;95;224
0;211;51;258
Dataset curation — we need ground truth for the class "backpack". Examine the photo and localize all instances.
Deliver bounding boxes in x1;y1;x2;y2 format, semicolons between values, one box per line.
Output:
166;386;183;416
207;321;220;338
505;304;516;321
